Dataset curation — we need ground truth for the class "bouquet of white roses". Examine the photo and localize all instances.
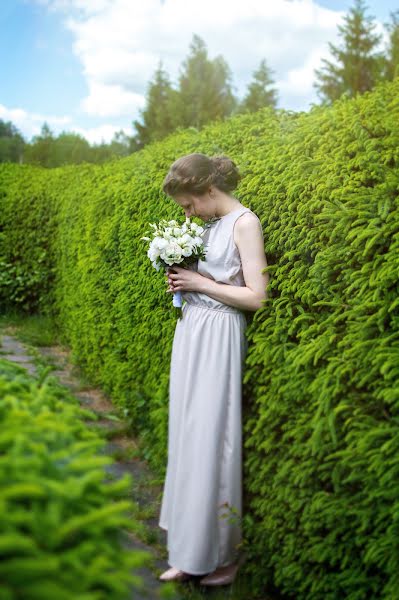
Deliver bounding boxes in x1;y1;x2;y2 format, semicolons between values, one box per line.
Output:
141;217;207;318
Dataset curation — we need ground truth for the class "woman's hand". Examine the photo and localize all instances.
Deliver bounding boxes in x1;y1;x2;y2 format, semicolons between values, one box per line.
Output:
166;266;205;294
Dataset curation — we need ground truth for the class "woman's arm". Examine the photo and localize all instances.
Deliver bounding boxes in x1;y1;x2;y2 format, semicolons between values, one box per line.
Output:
199;212;269;311
168;212;270;312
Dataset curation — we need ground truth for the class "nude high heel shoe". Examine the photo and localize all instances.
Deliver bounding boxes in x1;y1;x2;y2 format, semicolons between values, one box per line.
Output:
199;555;245;586
159;566;192;582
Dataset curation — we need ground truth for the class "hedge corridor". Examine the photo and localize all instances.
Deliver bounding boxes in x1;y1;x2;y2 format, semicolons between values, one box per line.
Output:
1;76;399;599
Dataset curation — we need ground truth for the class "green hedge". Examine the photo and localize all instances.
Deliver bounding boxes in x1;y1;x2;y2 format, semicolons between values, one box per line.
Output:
0;165;56;312
1;76;399;599
0;358;152;599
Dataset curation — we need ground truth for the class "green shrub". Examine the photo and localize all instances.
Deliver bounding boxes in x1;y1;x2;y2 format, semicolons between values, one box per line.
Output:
0;359;152;599
0;164;60;314
1;76;398;598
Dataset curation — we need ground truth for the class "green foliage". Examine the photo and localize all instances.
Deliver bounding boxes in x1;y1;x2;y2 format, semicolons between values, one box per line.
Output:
0;163;58;314
383;9;399;80
314;0;385;103
0;121;132;168
0;358;152;599
239;58;278;113
174;34;237;129
24;123;131;168
0;76;399;599
0;120;25;164
132;60;178;149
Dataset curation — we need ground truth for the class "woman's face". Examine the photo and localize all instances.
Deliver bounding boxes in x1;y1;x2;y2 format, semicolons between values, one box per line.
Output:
174;191;214;222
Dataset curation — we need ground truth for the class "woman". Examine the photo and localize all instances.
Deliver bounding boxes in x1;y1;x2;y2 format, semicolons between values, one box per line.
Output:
158;153;269;586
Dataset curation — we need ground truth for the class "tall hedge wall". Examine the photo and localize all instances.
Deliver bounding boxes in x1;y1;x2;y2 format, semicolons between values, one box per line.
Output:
1;77;399;599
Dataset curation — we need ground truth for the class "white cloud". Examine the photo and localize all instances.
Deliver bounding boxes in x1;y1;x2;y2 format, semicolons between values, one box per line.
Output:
81;81;145;118
32;0;349;115
278;46;327;99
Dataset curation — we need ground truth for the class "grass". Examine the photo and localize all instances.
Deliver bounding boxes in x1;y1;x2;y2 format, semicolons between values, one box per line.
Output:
0;308;62;346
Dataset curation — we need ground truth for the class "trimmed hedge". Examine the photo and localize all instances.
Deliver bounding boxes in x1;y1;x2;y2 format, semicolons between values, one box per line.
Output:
1;76;399;598
0;358;152;599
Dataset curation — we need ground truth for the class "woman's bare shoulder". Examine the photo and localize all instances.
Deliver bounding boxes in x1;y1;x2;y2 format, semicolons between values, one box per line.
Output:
234;210;264;239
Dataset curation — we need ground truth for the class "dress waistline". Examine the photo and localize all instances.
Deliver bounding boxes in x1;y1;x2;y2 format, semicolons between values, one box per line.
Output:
184;299;244;315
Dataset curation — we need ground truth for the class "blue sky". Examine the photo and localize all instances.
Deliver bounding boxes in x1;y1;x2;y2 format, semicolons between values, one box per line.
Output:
1;0;397;143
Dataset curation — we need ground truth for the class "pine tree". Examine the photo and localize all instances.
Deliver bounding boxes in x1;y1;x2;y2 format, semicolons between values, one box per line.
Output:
239;59;278;113
0;120;25;163
132;60;176;149
173;34;237;129
382;9;399;80
313;0;385;104
24;122;55;167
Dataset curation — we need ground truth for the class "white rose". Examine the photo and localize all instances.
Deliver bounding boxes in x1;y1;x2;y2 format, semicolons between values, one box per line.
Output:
160;242;183;265
180;233;192;244
182;246;192;257
153;237;169;250
148;246;160;261
190;223;204;235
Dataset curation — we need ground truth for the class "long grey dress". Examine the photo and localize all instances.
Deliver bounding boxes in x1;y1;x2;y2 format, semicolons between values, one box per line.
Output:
158;204;261;575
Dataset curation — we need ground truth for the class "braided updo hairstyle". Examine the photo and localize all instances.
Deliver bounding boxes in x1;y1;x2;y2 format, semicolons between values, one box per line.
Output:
162;153;241;197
